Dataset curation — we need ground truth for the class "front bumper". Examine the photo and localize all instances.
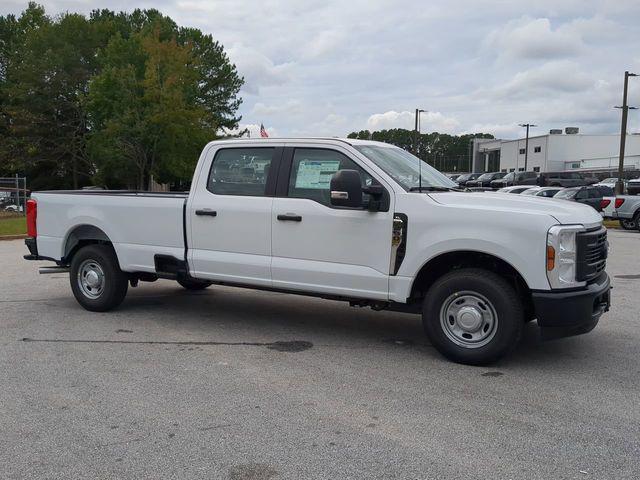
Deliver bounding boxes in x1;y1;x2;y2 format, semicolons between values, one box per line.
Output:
532;273;611;339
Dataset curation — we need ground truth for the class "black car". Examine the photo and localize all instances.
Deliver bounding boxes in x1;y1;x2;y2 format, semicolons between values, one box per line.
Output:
456;173;481;187
466;172;507;188
490;171;538;189
628;179;640;195
553;185;614;211
538;171;592;187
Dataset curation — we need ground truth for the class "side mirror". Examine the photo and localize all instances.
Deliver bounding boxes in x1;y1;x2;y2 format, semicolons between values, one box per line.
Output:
330;169;363;208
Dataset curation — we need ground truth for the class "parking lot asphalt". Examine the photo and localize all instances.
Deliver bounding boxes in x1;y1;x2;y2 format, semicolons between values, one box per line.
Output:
1;231;639;480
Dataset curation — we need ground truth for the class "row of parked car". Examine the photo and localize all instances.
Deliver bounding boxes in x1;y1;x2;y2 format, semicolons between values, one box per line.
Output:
452;171;640;192
446;171;640;230
491;183;640;231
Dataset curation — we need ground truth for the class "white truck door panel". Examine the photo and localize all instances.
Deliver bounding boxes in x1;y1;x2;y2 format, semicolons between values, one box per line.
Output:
188;146;280;287
271;147;393;299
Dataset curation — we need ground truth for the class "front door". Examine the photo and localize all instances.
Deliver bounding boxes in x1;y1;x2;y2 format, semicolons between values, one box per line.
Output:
271;146;394;300
188;145;282;287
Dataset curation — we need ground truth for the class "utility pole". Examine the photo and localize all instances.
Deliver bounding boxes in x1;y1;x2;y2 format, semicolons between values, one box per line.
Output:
615;71;638;194
518;123;536;171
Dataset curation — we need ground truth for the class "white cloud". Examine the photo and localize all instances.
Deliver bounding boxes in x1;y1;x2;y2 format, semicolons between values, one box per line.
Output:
230;123;279;138
485;17;584;60
225;44;294;95
366;111;460;134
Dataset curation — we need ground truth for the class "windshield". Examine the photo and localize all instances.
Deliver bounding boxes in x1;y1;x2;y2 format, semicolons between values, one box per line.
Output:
354;145;457;191
554;189;576;199
476;173;494;181
502;172;515;181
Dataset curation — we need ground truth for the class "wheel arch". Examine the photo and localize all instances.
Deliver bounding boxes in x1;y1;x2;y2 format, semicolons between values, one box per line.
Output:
409;250;533;319
62;224;113;264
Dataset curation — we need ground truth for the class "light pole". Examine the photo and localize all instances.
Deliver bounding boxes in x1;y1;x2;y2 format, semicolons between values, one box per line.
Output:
615;71;638;194
518;123;536;171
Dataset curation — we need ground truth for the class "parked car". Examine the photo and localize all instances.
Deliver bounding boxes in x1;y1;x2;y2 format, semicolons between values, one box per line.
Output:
608;195;640;230
538;171;592;188
4;204;21;212
490;171;538;189
456;172;481;187
553;185;613;211
522;187;564;198
593;177;625;189
447;174;461;181
627;178;640;196
465;172;507;188
23;137;611;365
600;196;616;221
496;185;532;194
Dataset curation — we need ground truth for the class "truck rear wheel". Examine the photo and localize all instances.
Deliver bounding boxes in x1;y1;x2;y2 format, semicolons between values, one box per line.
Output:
422;268;523;365
619;216;638;230
177;278;212;290
69;244;128;312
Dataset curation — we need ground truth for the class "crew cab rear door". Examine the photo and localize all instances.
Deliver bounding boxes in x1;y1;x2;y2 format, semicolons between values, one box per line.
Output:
270;144;394;300
187;144;283;287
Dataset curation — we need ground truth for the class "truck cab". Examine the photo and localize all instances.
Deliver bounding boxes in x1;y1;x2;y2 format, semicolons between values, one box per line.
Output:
24;138;611;365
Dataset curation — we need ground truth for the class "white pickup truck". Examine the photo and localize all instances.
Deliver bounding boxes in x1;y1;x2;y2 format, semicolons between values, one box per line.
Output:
24;138;611;364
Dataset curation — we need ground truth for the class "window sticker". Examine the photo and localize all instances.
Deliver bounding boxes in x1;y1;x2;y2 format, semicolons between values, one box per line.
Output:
294;160;341;189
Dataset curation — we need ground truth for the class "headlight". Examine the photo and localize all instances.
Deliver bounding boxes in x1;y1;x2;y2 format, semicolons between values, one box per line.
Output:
546;225;586;289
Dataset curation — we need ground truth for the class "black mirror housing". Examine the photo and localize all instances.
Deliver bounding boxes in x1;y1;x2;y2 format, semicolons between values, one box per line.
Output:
330;169;363;208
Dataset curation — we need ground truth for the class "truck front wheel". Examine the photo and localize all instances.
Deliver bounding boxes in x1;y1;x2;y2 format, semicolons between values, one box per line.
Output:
422;268;524;365
69;245;128;312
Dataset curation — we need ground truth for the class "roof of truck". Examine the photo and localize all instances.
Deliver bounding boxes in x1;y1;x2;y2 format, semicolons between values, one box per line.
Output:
207;137;393;148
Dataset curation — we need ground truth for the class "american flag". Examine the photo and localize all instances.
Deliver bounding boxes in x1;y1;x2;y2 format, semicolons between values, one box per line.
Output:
260;123;269;138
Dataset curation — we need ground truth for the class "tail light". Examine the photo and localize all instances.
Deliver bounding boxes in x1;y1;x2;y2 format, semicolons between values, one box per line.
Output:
26;199;37;238
600;199;611;209
614;198;625;208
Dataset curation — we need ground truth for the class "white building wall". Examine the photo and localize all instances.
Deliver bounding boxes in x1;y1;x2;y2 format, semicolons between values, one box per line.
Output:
494;134;640;173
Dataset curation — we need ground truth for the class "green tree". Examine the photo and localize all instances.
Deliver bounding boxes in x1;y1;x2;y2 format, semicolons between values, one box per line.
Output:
0;4;101;189
0;4;244;190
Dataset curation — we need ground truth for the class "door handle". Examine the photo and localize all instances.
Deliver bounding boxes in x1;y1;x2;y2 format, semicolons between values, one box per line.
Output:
277;214;302;222
195;209;217;217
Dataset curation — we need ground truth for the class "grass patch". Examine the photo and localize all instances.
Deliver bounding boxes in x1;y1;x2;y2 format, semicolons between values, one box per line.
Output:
603;220;620;229
0;215;26;236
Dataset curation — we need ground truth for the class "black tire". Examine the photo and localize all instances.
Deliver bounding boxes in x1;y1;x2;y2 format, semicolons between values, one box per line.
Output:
619;216;638;230
69;244;128;312
177;277;213;290
422;268;524;365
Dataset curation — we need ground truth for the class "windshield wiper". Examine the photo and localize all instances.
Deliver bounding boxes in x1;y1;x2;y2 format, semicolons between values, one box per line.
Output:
408;185;461;192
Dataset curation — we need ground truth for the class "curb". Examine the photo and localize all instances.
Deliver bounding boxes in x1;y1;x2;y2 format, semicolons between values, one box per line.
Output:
0;234;27;241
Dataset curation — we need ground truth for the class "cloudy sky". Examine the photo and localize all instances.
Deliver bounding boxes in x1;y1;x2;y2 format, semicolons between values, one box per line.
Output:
3;0;640;139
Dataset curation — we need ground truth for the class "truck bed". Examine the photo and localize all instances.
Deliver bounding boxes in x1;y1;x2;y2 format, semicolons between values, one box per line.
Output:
33;190;188;273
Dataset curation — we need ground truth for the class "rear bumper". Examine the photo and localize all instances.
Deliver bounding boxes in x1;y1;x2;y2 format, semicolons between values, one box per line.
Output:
532;273;611;339
23;237;56;262
24;237;38;259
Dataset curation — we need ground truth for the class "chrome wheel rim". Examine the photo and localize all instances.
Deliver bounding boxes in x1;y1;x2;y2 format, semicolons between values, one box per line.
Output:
78;259;105;299
440;291;498;348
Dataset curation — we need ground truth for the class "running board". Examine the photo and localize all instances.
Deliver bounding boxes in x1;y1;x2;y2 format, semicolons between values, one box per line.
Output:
39;266;70;275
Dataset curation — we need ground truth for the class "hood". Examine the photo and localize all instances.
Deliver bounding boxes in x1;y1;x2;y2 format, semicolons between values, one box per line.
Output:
427;191;603;226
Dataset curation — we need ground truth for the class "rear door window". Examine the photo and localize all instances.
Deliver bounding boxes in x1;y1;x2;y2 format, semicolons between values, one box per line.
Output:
208;148;274;196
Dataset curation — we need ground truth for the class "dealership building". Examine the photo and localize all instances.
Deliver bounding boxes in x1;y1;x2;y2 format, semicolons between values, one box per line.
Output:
471;128;640;176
